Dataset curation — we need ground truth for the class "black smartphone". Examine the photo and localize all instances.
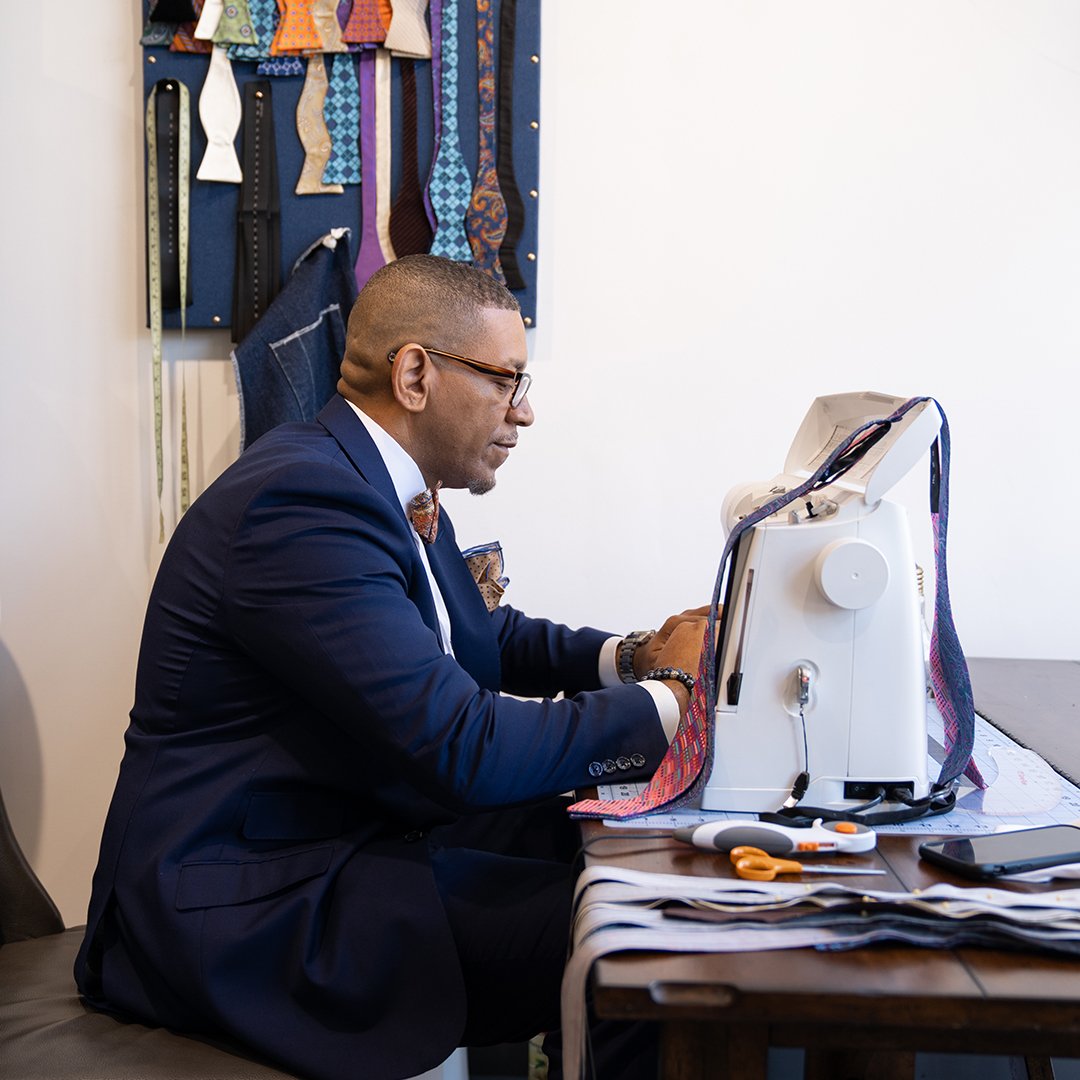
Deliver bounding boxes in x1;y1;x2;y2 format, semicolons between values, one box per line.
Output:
918;824;1080;880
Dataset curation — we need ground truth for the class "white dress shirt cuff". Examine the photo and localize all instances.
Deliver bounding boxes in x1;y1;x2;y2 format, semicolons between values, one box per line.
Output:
638;680;682;743
599;636;680;742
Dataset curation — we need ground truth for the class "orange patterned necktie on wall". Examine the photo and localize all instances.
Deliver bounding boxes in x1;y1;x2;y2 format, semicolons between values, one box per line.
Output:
272;0;321;52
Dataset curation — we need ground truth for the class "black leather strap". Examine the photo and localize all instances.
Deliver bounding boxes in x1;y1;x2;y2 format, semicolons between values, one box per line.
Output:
153;80;186;310
232;81;281;344
496;0;526;290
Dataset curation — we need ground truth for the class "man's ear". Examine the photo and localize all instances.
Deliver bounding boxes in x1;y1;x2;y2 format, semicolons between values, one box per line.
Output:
389;343;433;413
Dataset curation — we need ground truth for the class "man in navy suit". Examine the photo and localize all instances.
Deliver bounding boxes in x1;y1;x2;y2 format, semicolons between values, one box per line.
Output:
76;255;705;1080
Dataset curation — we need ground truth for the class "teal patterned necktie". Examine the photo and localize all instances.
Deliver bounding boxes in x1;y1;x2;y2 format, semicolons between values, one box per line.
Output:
322;53;361;185
428;0;473;262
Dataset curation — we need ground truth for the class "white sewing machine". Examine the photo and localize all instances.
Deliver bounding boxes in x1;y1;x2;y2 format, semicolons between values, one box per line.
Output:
700;391;941;814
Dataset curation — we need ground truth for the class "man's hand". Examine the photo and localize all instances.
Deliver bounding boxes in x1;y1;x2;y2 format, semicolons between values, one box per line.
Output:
633;606;713;680
639;617;711;715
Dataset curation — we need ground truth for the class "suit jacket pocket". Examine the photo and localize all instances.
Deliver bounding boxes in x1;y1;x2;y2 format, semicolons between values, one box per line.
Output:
176;845;332;911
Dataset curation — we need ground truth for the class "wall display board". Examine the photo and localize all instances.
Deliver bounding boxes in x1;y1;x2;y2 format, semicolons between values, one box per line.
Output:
141;0;541;337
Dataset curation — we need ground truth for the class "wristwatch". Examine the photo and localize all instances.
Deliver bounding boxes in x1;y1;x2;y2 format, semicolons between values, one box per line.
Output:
617;630;655;684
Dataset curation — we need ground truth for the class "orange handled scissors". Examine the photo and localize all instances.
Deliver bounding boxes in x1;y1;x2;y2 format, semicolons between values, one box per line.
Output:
730;846;887;882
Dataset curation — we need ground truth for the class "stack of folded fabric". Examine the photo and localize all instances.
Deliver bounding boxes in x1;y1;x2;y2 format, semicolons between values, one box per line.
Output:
560;864;1080;1080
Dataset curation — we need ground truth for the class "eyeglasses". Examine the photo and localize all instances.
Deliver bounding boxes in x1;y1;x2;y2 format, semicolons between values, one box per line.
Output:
388;345;532;409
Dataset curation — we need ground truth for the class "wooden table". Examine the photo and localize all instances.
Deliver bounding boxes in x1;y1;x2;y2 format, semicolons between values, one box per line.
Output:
583;659;1080;1080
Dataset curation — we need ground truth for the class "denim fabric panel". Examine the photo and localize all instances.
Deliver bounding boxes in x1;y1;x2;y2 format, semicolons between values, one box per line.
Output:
266;304;347;426
232;229;357;448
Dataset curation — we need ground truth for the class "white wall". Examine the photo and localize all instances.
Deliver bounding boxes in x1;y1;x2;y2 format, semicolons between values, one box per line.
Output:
1;1;1078;926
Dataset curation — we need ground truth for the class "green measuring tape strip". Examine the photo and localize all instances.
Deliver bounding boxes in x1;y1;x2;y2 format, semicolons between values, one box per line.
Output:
146;80;191;541
178;82;191;518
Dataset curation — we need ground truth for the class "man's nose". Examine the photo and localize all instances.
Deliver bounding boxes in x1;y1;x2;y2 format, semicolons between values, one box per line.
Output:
508;392;534;426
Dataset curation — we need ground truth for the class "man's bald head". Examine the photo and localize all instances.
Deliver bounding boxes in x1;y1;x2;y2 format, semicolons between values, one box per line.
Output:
338;255;521;402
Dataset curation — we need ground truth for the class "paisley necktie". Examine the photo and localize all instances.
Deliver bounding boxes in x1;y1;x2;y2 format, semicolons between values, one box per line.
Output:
295;55;345;193
465;0;507;282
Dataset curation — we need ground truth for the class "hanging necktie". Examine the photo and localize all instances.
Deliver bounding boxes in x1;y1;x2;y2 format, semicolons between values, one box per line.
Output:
465;0;507;282
409;484;441;544
152;0;198;20
146;79;192;541
196;45;243;182
142;12;177;47
295;55;345;194
423;0;443;233
230;0;275;58
341;0;387;44
311;0;349;51
928;415;985;788
427;0;473;262
232;81;282;343
322;53;361;184
212;0;258;44
389;58;435;256
375;48;397;265
353;49;385;287
569;399;980;820
171;0;213;52
495;0;525;290
194;0;224;38
273;0;321;52
384;0;431;58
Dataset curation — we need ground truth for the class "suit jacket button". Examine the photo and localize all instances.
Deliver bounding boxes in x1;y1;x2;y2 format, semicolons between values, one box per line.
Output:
602;759;617;773
630;753;645;767
588;761;604;778
616;756;631;770
403;830;424;842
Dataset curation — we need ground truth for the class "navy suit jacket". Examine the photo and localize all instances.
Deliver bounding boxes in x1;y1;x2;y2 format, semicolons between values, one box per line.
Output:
75;395;668;1080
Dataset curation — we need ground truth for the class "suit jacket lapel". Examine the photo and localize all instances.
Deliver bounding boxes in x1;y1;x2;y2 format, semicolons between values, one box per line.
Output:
316;395;501;690
316;395;404;523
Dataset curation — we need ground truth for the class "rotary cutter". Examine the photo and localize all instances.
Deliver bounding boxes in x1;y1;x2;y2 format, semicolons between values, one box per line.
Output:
673;817;877;856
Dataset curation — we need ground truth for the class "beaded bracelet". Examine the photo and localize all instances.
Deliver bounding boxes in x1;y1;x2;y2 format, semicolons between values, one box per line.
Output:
641;667;696;693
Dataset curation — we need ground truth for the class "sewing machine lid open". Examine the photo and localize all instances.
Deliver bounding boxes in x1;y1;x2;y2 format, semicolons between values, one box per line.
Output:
783;391;942;504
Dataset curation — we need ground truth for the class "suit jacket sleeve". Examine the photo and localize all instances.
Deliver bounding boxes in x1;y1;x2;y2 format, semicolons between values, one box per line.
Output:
489;604;612;698
221;456;667;813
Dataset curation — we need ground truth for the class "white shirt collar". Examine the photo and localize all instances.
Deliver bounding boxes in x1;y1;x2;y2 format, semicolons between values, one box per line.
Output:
344;399;427;519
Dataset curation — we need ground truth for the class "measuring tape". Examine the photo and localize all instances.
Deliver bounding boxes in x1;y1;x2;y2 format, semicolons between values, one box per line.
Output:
146;79;192;541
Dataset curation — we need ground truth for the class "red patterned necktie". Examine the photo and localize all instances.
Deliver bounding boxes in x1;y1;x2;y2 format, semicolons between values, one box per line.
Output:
569;398;980;820
409;484;441;544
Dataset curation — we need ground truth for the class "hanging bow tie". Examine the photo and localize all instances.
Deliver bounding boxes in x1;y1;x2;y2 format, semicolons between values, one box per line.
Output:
409;483;441;544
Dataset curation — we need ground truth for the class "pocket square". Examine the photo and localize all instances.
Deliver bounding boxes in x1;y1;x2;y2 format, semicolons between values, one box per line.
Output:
461;541;508;613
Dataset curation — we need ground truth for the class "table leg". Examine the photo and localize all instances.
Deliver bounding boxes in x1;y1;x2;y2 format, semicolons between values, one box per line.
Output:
660;1020;768;1080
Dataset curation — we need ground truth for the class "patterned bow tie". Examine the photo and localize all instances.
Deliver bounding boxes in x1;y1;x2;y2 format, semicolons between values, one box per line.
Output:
409;483;441;544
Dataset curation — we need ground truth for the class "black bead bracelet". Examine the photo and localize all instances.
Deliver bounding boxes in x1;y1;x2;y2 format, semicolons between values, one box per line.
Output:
641;667;696;693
